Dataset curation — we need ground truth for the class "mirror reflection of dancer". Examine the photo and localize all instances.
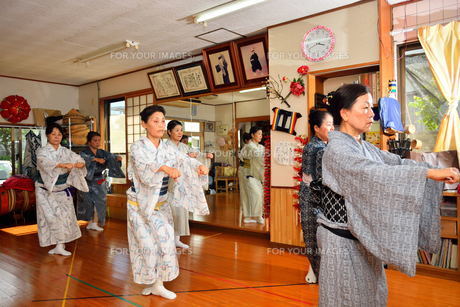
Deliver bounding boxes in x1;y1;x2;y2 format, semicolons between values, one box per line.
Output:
238;133;253;223
239;127;265;224
299;110;334;284
35;123;88;256
77;131;125;232
127;106;209;300
215;54;230;85
317;84;460;306
250;49;262;73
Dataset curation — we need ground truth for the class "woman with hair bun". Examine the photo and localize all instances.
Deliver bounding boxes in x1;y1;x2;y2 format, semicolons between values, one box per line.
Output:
299;108;334;284
317;83;459;306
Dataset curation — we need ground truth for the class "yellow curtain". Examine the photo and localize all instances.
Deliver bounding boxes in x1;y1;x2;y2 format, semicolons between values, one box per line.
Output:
418;21;460;161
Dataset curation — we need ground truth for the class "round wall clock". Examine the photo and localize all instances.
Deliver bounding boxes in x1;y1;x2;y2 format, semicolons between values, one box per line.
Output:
301;25;335;62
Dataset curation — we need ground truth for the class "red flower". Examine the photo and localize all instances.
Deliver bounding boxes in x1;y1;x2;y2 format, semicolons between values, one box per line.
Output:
282;76;288;82
290;81;305;96
0;95;31;123
297;65;309;75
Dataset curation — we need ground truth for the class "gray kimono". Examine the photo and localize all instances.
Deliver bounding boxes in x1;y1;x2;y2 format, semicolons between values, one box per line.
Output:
318;131;443;307
77;148;125;226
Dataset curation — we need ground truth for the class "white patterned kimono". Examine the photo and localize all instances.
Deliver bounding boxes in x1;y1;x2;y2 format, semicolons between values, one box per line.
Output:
35;144;89;247
127;137;208;285
239;141;265;217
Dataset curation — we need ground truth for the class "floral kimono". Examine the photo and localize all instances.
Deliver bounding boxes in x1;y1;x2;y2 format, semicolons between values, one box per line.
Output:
77;147;125;226
35;144;88;247
127;137;208;285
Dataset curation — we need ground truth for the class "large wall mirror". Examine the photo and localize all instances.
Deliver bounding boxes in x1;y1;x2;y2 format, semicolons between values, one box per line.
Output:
161;87;269;233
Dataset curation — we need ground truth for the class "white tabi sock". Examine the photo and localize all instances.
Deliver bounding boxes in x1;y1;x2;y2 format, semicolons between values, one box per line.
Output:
49;243;71;256
175;236;189;249
142;280;176;300
305;265;317;284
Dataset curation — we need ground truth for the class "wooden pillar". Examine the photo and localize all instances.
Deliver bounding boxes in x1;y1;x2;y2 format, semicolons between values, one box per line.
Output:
378;0;395;151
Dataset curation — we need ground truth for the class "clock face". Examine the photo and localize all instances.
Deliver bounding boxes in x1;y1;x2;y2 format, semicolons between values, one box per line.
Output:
301;25;335;62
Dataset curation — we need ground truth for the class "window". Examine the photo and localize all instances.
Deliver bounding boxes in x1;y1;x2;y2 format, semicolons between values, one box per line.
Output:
105;98;126;183
0;126;45;183
399;44;456;152
165;119;204;151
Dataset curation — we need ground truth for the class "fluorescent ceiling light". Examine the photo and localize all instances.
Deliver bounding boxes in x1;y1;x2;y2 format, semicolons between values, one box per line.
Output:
194;0;267;24
239;86;266;93
386;0;411;5
73;40;140;64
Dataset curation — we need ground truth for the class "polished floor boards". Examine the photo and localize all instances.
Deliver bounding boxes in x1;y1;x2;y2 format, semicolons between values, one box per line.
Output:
0;219;459;306
190;192;268;233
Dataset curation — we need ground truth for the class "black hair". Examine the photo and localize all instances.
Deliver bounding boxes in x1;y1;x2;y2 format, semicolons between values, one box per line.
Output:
180;134;189;142
242;132;252;142
249;126;262;136
140;105;166;122
45;122;64;136
308;109;332;134
86;131;101;143
167;120;183;136
326;83;371;125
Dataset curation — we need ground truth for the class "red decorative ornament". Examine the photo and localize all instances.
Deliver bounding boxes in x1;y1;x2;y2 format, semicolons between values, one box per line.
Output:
0;95;31;123
297;65;310;75
290;81;305;96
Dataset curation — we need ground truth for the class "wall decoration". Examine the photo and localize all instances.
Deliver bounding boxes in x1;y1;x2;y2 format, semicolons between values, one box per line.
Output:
263;134;271;217
301;25;335;62
1;95;31;123
273;141;297;166
217;124;228;136
147;68;182;101
271;107;302;135
292;135;308;212
204;121;215;132
175;62;210;96
266;65;309;108
202;42;240;91
235;35;269;85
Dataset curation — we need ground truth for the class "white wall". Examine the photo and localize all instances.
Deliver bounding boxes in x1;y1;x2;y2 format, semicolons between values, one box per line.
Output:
236;99;269;118
78;82;99;119
0;77;79;125
269;0;379;187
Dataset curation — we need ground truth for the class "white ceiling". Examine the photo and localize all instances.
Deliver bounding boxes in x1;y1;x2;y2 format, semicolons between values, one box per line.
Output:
0;0;360;86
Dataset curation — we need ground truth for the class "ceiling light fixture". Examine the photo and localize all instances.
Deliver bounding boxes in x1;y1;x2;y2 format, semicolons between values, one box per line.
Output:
194;0;267;24
239;86;266;93
73;40;140;64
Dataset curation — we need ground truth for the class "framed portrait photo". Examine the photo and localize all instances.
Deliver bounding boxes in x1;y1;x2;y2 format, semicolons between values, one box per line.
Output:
175;62;210;96
147;69;182;101
202;42;240;91
204;121;215;132
236;34;269;85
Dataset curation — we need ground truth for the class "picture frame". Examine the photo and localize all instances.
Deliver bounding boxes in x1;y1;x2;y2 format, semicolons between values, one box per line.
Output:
204;121;215;132
175;62;210;96
235;34;269;85
147;68;182;101
202;42;240;91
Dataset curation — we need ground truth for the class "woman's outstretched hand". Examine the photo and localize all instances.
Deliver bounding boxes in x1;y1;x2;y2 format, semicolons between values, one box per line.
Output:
427;168;460;184
197;165;209;176
159;165;181;180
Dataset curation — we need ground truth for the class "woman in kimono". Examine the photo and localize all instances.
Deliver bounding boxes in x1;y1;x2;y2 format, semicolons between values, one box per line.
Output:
77;131;125;231
317;84;460;306
35;123;88;256
127;106;208;300
238;133;253;223
299;109;334;284
239;126;265;224
165;120;212;249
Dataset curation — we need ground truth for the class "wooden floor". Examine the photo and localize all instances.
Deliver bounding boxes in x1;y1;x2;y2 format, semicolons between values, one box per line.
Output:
0;219;459;306
190;191;269;233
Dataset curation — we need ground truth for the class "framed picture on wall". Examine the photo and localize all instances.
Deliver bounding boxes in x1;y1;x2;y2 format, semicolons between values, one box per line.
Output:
147;68;182;101
175;62;210;96
204;121;215;132
202;42;240;91
235;34;269;85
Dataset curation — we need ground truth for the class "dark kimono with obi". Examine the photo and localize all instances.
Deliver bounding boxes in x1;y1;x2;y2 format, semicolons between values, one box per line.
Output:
299;135;326;277
76;148;125;226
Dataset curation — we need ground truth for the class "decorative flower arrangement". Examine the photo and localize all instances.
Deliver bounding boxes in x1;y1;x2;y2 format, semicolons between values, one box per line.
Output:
266;65;309;108
292;135;308;214
263;135;271;218
0;95;31;123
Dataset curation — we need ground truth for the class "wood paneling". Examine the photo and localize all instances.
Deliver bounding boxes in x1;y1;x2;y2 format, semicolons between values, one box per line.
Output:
270;188;303;246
